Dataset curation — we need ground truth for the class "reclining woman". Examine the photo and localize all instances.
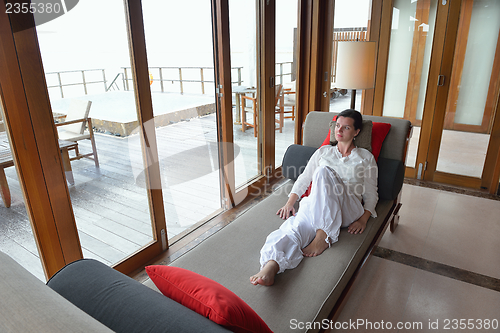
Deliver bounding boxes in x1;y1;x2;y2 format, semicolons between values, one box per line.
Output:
250;109;378;286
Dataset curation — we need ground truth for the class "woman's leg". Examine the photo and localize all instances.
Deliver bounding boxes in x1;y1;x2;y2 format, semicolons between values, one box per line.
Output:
301;165;364;256
250;214;316;285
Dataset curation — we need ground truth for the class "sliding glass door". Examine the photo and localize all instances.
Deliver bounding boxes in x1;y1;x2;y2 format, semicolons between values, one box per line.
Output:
435;0;500;179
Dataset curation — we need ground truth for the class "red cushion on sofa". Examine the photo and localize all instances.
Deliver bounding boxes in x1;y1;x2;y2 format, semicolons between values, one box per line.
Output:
146;266;272;333
370;121;392;161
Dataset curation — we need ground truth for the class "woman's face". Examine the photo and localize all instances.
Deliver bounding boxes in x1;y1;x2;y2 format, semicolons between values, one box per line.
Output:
335;116;360;144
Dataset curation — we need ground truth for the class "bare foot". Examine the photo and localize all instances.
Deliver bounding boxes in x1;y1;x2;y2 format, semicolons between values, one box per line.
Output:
302;229;329;257
250;260;279;286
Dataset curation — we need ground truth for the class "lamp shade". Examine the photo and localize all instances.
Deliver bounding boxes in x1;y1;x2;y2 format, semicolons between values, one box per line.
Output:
335;41;376;90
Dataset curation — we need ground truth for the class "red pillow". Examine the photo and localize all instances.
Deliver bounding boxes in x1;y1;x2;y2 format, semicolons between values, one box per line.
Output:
146;266;272;333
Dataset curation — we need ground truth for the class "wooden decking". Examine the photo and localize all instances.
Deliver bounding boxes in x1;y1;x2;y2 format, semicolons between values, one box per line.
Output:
0;112;296;280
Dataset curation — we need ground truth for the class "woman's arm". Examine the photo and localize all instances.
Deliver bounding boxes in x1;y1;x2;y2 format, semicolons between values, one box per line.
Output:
349;154;378;234
277;147;324;220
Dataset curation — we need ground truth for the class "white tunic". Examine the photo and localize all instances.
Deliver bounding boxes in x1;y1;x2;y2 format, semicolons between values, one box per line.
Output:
259;145;378;273
291;145;378;217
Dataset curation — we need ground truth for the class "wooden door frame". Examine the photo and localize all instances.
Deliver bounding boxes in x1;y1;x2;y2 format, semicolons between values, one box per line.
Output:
212;0;236;210
294;0;334;145
0;0;172;279
113;0;168;276
416;0;461;182
0;4;84;279
370;0;393;117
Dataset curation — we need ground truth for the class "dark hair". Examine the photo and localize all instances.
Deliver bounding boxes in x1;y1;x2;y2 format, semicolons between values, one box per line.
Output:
330;109;363;146
337;109;363;131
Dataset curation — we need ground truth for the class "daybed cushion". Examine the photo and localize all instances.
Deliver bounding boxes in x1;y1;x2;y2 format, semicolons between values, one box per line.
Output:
146;265;272;333
0;251;113;333
47;259;230;333
169;186;394;332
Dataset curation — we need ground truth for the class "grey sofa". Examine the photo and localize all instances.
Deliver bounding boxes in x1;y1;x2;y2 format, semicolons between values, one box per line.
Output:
0;251;114;333
14;111;410;333
161;111;411;332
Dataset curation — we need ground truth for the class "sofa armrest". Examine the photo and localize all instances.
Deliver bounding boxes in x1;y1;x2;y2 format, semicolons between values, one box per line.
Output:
377;157;405;201
47;259;230;333
281;144;317;181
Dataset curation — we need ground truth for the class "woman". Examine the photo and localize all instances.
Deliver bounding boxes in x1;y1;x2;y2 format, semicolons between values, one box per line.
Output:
250;109;378;286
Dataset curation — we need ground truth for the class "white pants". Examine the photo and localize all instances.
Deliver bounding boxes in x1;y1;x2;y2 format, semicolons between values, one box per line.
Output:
259;165;364;274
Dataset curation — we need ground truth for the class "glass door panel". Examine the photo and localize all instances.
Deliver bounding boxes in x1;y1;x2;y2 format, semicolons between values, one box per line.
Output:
275;0;298;167
35;1;154;265
383;0;438;168
141;0;222;240
331;0;373;112
436;0;500;178
229;0;260;188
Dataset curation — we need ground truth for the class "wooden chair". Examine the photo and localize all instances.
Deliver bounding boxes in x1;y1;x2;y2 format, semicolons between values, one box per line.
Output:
274;84;285;132
55;100;99;167
241;90;258;137
282;88;296;121
241;84;285;136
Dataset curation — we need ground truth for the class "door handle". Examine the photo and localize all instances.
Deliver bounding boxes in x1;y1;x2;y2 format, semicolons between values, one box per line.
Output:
437;75;445;86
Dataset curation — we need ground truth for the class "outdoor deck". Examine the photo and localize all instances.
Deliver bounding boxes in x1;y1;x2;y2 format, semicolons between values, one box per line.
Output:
0;90;306;280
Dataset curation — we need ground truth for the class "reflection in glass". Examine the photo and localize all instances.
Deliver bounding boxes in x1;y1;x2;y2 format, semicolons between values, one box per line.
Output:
436;0;500;177
35;0;154;265
141;0;222;239
331;0;372;113
229;0;260;188
275;0;298;168
383;0;437;168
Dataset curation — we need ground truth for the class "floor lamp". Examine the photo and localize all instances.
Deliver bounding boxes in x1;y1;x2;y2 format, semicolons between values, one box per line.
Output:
335;41;377;110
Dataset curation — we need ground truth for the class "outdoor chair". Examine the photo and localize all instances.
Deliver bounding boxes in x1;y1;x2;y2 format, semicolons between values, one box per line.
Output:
274;84;285;132
241;84;285;136
55;99;99;168
282;88;296;121
241;90;258;137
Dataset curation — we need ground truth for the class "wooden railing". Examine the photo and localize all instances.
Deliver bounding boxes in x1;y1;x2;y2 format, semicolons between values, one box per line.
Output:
122;66;243;94
45;62;296;99
45;69;117;99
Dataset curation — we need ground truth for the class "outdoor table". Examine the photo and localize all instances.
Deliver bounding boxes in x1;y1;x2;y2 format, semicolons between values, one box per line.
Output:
232;85;256;129
0;132;77;208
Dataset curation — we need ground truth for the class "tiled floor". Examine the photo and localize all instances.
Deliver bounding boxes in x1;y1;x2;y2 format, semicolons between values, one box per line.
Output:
330;184;500;332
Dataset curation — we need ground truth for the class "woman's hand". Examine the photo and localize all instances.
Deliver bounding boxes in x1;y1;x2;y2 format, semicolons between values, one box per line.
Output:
277;204;295;220
348;210;371;234
276;194;299;220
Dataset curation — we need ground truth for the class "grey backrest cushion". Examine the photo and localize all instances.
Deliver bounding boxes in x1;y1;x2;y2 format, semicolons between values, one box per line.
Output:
47;259;230;333
303;111;411;162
